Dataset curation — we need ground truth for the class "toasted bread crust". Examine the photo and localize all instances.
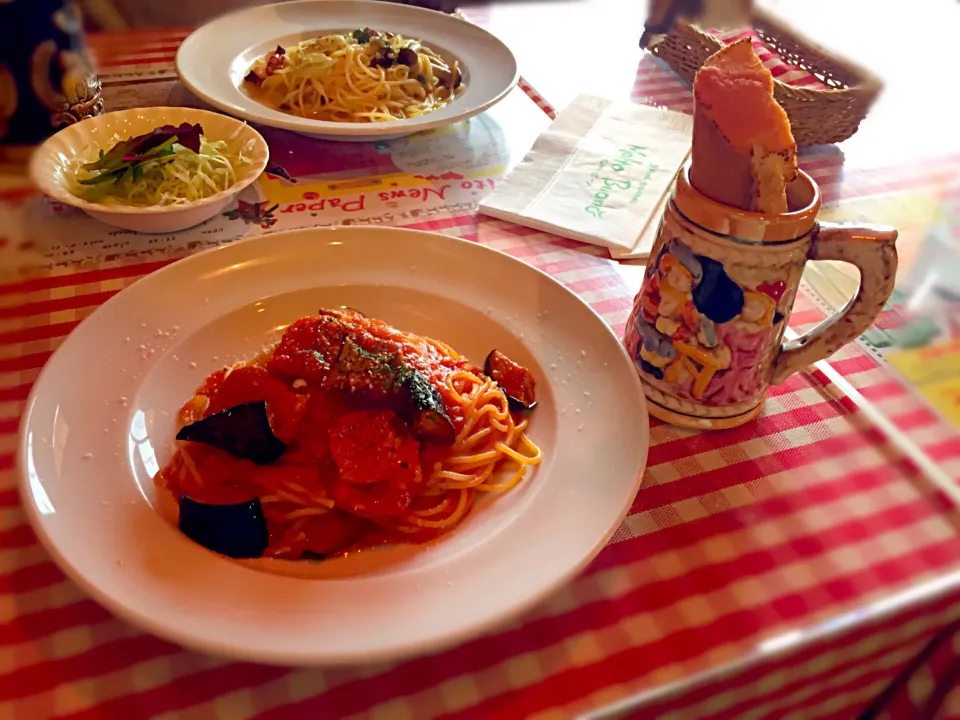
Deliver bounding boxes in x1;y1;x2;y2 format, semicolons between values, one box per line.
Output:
690;39;798;214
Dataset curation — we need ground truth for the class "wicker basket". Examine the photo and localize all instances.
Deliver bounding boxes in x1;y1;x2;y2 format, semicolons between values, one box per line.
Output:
648;7;882;147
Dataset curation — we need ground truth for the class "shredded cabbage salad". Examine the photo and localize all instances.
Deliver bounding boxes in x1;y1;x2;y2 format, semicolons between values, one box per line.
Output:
71;123;255;207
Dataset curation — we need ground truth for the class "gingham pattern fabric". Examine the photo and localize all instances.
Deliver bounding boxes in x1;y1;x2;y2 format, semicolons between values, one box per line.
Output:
1;18;960;720
4;186;960;720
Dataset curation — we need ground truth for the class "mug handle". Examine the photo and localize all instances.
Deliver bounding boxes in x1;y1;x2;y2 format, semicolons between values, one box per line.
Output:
769;221;898;385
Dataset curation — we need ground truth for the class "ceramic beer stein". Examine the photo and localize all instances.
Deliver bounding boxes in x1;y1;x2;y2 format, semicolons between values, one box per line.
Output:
0;0;103;147
624;163;897;430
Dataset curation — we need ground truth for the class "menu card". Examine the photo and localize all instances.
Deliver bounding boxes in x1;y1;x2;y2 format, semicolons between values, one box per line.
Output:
479;94;692;260
803;188;960;434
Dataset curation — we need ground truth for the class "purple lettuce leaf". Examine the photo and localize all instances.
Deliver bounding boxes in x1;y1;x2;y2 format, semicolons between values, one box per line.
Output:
83;123;203;171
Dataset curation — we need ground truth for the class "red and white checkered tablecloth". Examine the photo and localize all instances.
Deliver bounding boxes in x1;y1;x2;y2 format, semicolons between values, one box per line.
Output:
3;17;960;720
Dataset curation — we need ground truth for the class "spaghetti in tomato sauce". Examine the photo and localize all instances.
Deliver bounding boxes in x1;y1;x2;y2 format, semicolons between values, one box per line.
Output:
157;308;542;561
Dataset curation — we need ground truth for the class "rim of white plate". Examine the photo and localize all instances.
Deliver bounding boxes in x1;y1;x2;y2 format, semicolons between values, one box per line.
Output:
175;0;520;137
17;227;649;665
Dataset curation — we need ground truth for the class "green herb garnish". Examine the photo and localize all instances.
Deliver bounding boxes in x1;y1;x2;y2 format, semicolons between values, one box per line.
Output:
78;123;203;187
352;28;373;43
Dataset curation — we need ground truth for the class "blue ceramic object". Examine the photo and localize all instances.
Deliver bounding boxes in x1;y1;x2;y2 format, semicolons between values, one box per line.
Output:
0;0;102;145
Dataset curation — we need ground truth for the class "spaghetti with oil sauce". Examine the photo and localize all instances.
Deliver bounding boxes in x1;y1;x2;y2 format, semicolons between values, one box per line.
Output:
243;28;465;123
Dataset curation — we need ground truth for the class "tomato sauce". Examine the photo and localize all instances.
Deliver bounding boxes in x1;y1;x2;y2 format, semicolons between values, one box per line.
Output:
268;309;476;429
169;310;518;561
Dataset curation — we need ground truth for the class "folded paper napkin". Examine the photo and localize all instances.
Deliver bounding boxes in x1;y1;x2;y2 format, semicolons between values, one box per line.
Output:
480;94;692;260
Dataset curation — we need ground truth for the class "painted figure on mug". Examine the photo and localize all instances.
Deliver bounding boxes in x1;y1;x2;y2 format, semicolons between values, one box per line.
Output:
628;238;789;406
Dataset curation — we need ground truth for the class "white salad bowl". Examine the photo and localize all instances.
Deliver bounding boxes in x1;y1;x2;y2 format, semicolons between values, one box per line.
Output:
29;107;269;233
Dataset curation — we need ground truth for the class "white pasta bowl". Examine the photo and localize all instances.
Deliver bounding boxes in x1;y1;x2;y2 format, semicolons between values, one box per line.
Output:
176;0;520;141
18;227;650;665
29;107;269;233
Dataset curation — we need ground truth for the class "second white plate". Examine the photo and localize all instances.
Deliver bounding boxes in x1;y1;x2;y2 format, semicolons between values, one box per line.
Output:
19;227;648;665
176;0;520;141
